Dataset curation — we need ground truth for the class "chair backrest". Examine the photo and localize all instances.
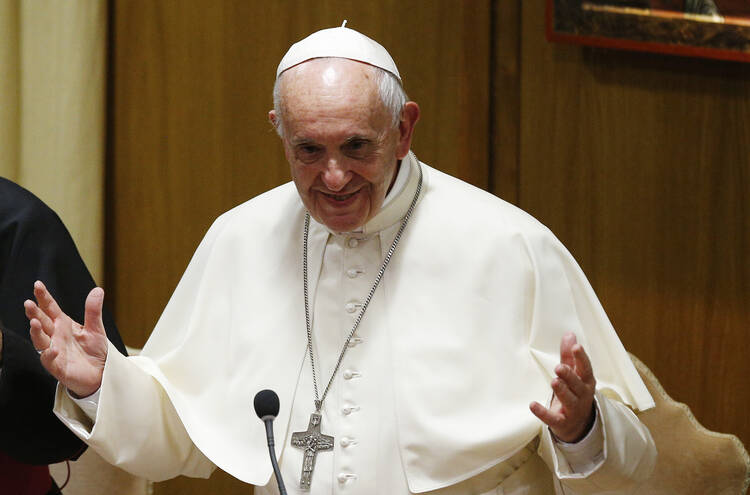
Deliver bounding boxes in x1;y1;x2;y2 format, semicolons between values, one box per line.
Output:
631;353;750;495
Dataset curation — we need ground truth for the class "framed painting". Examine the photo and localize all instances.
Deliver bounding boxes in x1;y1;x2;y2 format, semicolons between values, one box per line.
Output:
547;0;750;63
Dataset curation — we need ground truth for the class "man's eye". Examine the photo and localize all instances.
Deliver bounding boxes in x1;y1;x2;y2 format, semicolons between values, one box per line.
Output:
301;145;320;154
295;145;323;160
344;140;370;156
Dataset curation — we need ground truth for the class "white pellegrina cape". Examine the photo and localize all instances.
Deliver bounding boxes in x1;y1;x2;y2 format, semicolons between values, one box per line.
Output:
55;153;654;492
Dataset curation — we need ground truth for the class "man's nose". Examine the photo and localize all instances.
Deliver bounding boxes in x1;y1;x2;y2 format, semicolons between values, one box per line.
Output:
321;157;350;191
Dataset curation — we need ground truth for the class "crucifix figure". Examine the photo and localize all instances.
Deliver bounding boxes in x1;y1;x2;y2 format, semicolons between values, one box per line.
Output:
290;412;334;490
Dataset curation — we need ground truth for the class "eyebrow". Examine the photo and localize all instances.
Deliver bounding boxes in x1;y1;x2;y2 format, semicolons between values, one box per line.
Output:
342;136;375;146
290;138;320;147
290;135;376;147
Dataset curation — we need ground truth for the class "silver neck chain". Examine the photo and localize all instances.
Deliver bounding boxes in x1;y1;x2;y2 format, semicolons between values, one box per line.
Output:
303;162;423;412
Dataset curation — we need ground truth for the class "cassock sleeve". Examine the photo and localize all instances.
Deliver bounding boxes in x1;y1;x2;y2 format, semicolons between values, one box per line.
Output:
526;229;656;492
53;342;215;481
0;178;127;464
52;209;236;481
539;391;657;494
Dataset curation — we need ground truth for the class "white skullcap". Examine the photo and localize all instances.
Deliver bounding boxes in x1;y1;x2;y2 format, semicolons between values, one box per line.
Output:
276;21;401;81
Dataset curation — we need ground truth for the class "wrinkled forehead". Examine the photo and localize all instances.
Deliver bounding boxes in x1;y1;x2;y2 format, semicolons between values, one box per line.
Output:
276;59;392;141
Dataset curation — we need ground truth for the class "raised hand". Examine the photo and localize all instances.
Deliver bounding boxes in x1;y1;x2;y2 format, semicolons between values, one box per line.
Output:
529;332;596;443
24;281;108;398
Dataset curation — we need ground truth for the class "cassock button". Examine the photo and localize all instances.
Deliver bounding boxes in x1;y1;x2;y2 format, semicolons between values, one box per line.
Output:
342;405;359;415
346;268;360;278
347;238;359;248
343;369;361;380
338;473;358;483
345;302;358;313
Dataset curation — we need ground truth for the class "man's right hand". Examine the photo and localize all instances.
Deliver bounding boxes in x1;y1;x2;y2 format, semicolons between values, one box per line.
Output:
24;281;108;398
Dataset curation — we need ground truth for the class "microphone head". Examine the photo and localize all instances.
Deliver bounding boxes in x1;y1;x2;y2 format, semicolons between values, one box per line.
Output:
254;389;280;420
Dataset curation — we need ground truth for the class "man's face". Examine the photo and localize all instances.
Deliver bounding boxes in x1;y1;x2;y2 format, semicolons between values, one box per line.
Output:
272;59;409;233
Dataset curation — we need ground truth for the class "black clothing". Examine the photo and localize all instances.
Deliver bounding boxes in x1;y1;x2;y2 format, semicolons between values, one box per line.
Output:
0;177;127;464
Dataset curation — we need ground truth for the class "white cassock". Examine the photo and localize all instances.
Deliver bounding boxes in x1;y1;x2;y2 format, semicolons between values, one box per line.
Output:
55;152;656;494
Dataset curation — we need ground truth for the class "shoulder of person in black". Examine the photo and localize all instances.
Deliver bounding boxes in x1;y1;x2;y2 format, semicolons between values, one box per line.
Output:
0;177;127;465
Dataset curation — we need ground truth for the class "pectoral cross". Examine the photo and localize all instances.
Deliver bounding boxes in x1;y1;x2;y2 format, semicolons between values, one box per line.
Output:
290;412;334;490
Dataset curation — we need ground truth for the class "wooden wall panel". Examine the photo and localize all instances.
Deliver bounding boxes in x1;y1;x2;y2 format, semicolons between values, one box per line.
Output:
513;1;749;448
108;1;490;493
491;0;521;203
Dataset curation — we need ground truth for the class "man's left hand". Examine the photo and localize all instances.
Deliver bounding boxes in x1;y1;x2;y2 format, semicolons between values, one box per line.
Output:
530;332;596;443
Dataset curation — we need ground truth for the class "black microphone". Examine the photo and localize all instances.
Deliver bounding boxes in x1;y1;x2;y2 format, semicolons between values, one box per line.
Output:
254;389;288;495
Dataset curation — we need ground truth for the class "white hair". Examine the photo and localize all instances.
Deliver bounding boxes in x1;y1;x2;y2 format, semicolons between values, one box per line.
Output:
272;59;407;137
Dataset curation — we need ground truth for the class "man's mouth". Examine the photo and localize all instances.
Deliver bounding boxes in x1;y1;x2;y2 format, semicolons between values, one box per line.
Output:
322;190;358;202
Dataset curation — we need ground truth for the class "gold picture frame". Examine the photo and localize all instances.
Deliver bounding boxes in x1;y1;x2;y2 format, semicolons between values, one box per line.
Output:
547;0;750;63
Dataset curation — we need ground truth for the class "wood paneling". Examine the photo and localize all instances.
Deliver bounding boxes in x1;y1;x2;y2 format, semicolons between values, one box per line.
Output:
108;1;490;493
511;1;750;449
491;0;521;203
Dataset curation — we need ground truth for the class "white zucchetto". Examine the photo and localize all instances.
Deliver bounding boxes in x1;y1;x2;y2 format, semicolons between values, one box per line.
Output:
276;21;401;81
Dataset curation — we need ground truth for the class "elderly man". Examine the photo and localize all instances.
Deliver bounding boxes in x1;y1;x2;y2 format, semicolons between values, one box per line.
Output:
26;25;655;494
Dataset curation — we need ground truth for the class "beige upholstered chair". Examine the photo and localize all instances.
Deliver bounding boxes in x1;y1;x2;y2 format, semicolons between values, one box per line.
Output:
631;354;750;494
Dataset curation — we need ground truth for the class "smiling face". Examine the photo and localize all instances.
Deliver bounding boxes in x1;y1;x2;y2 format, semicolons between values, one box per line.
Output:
271;58;417;233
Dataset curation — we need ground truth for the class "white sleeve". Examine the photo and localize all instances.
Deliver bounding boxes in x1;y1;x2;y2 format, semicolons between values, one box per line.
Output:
553;404;605;474
54;341;215;481
69;387;100;422
538;391;656;494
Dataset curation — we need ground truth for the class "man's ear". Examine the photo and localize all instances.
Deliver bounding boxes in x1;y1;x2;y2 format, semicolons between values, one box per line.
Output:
396;102;420;160
268;110;279;129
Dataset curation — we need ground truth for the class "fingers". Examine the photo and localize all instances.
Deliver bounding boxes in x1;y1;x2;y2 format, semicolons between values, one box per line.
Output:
30;316;63;383
83;287;106;336
33;281;64;320
554;343;596;408
555;363;588;398
559;332;577;368
24;300;54;337
29;318;51;351
573;343;595;384
559;333;595;383
39;343;62;378
551;373;578;408
534;334;597;442
529;401;564;428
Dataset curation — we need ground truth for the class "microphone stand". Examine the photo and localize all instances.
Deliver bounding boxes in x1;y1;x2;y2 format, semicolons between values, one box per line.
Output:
261;415;287;495
254;389;288;495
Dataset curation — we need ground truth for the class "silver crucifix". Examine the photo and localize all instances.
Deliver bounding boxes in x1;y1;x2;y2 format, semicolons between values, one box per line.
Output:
290;412;334;490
